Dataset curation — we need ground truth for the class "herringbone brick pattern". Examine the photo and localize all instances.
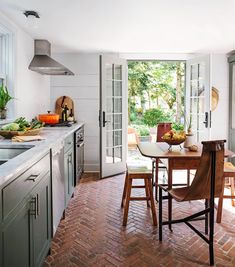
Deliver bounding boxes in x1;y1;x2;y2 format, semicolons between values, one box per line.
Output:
44;174;235;267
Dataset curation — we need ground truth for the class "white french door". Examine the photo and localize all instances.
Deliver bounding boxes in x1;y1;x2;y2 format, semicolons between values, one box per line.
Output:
99;55;127;178
186;55;211;142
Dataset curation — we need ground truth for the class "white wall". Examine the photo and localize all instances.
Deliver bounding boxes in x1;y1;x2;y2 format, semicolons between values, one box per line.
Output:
51;53;99;172
0;11;50;120
210;54;229;142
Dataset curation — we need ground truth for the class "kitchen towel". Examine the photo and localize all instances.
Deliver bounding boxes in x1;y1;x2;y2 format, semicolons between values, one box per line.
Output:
12;135;45;142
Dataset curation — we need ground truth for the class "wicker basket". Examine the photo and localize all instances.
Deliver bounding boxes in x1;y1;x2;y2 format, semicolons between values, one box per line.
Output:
0;128;43;139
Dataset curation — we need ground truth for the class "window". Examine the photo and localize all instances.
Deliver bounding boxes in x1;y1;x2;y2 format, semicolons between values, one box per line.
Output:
0;23;14;119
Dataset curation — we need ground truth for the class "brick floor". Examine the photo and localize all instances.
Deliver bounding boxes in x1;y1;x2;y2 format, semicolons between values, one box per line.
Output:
44;174;235;267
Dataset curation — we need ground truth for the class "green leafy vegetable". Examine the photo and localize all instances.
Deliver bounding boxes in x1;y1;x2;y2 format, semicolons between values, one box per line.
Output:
1;122;20;131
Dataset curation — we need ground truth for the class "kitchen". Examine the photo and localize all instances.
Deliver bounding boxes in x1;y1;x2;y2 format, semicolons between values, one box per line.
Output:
0;1;235;267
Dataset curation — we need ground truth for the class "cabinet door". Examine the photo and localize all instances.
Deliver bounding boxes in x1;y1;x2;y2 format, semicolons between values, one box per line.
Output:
64;148;74;207
2;200;31;267
32;172;52;267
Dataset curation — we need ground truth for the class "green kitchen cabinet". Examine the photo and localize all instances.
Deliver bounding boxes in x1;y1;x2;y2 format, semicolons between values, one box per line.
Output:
0;154;52;267
31;172;51;267
64;146;75;207
1;198;31;267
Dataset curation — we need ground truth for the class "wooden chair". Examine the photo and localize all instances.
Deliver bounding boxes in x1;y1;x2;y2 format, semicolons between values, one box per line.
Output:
121;165;157;226
128;126;140;149
158;140;225;266
216;162;235;223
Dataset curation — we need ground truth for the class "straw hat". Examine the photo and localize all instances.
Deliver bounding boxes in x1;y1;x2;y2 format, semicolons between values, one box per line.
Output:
212;87;219;111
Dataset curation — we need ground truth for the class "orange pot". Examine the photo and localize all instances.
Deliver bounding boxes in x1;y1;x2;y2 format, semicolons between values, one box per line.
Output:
38;112;59;124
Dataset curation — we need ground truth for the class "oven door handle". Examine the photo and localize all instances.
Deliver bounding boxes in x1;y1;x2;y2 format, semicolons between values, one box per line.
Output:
77;142;84;148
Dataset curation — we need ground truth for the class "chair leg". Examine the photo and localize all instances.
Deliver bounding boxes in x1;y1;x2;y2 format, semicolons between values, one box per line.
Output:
152;160;155;187
209;200;215;266
168;193;172;231
187;169;190;186
147;178;157;226
144;178;150;208
216;177;225;223
159;187;163;241
205;199;208;235
121;172;128;208
123;178;132;226
155;159;159;201
230;177;235;207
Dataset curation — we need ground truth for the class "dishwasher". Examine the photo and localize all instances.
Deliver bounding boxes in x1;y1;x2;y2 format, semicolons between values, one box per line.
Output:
51;140;65;236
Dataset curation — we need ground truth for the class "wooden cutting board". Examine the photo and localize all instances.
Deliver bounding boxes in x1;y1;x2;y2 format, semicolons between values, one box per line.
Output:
55;96;74;120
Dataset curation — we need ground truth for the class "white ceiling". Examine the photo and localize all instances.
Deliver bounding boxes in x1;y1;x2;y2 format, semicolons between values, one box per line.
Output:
0;0;235;54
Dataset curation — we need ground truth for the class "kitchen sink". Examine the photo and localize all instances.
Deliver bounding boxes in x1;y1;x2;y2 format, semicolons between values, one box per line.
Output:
0;145;34;165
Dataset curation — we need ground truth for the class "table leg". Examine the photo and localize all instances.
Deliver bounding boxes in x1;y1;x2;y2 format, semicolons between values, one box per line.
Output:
168;159;172;231
155;158;159;201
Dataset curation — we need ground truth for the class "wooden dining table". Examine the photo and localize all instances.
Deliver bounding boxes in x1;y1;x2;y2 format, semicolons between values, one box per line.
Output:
137;142;234;225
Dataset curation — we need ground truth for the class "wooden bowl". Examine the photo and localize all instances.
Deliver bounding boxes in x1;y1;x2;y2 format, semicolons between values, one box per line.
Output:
162;137;186;146
0;128;43;139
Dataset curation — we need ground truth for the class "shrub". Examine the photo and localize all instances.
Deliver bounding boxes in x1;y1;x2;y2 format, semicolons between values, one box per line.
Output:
143;108;172;127
172;123;184;131
131;124;150;136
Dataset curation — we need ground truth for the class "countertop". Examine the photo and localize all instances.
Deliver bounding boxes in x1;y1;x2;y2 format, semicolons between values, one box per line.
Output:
0;122;84;189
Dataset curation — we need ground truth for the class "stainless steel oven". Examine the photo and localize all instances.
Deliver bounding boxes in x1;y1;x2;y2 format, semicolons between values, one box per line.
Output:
74;126;84;184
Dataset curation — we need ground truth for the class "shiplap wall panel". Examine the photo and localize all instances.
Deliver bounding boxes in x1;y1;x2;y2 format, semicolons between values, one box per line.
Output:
51;74;99;87
50;86;99;99
51;53;100;172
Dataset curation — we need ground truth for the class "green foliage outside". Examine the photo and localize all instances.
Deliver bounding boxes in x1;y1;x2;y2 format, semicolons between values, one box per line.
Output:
172;123;184;131
132;124;150;136
143;108;172;127
128;61;185;135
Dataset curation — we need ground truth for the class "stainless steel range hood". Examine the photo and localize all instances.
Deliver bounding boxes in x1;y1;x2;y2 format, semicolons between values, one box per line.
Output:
29;40;74;75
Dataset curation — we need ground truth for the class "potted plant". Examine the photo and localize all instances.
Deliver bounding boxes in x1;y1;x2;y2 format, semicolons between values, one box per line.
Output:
0;85;13;119
184;115;195;148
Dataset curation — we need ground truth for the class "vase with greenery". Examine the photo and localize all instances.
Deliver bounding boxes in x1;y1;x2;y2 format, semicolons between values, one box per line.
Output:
0;85;13;119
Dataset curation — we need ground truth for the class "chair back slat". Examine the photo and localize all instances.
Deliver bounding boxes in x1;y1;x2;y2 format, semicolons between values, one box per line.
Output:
156;123;172;142
184;140;225;201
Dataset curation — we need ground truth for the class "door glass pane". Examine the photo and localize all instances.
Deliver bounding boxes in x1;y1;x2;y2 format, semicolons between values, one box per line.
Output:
106;131;113;148
114;98;122;113
105;64;123;164
114;81;122;96
106;148;113;163
106;114;113;131
190;64;198;97
114;147;122;163
114;114;122;130
114;130;122;146
114;65;122;80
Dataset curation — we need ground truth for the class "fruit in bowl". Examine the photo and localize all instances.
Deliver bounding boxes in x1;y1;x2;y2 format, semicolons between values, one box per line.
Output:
162;130;186;146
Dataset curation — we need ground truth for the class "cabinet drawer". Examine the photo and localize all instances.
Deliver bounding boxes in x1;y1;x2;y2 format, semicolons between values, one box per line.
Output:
2;153;50;220
64;134;73;152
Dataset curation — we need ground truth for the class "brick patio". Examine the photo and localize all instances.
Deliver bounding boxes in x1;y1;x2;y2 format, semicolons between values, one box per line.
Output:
44;174;235;267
